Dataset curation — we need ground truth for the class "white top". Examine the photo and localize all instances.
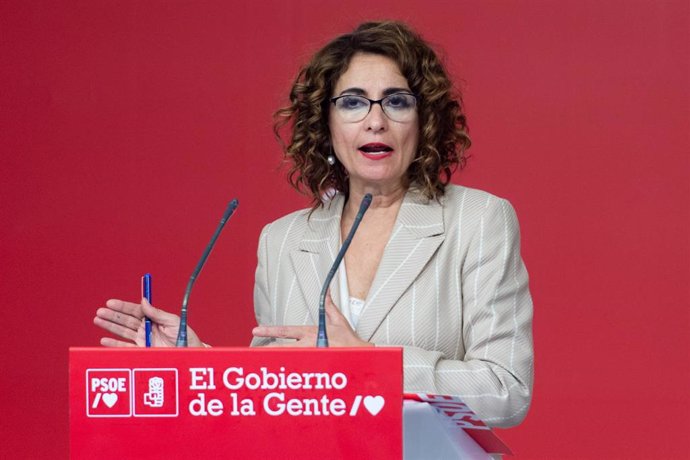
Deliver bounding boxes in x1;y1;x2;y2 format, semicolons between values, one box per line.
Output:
337;262;365;329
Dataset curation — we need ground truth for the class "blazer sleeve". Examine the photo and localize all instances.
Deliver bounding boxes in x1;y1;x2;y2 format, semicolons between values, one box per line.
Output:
401;198;534;427
251;223;274;347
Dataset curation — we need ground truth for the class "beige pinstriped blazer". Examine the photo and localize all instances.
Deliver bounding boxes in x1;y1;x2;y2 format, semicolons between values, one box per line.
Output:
251;185;533;427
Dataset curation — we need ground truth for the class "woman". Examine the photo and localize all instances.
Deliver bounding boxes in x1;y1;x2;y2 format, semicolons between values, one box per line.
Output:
94;21;533;427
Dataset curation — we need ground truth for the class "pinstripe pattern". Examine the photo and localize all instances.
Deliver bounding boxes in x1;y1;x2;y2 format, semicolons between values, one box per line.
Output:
251;185;533;427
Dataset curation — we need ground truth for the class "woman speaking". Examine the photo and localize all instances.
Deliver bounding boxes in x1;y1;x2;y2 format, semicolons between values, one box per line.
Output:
94;21;534;427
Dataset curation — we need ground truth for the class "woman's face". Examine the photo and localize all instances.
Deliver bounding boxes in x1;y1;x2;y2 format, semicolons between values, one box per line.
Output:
329;53;419;193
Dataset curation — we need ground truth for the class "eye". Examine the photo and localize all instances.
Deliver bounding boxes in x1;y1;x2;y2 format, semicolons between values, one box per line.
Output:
384;93;416;110
336;95;368;110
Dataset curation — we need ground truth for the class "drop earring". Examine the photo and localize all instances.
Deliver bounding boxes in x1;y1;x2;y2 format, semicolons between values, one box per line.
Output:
327;145;336;165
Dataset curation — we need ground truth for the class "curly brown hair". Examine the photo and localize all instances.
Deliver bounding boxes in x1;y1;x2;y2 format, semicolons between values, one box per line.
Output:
274;21;471;207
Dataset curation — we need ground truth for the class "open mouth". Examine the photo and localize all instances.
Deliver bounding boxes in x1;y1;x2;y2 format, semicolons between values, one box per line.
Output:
359;143;393;158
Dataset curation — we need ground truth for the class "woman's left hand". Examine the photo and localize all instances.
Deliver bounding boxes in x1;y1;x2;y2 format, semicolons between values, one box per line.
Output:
252;294;373;347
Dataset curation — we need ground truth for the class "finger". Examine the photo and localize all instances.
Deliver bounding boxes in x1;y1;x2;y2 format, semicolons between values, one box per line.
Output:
265;341;286;348
265;340;313;348
100;337;138;347
252;325;314;339
95;307;142;331
325;293;345;324
94;316;140;342
141;298;180;326
105;299;145;320
133;323;146;347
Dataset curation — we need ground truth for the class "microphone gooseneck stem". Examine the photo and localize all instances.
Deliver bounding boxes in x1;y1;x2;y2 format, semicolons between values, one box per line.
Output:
176;278;194;347
176;198;239;347
316;193;372;348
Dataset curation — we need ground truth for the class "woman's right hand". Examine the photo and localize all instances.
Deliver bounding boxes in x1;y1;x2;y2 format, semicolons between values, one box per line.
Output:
94;298;204;347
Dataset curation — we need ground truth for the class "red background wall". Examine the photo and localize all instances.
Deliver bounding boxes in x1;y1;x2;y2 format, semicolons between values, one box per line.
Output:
1;1;688;458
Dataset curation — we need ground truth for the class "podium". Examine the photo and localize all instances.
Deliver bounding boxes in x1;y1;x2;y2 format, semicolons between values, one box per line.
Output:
70;347;510;459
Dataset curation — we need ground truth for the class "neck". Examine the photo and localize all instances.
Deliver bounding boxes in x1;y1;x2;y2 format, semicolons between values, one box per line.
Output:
345;182;407;218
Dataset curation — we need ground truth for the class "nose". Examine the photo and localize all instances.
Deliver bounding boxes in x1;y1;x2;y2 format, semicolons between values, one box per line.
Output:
364;102;388;131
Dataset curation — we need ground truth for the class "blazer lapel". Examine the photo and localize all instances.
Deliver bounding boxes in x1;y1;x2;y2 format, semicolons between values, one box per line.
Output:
356;190;445;341
289;194;344;324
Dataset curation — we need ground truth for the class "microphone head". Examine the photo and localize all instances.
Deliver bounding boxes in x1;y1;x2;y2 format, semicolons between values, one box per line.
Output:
225;198;239;216
220;198;239;223
361;193;373;209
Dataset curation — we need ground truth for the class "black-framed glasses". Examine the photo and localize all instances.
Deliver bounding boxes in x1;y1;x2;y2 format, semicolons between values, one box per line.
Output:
330;93;418;123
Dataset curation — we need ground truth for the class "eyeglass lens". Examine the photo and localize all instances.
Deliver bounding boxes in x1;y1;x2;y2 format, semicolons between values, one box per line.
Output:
332;94;417;122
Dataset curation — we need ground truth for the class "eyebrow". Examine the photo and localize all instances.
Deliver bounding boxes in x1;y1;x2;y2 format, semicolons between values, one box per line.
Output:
337;87;412;97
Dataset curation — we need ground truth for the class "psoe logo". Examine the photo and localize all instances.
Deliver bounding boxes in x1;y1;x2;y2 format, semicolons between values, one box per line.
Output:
133;368;179;417
86;369;132;417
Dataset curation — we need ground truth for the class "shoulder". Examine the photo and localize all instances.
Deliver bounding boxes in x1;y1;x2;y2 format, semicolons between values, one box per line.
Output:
257;194;343;249
440;184;521;233
258;207;310;249
262;207;311;235
442;184;509;210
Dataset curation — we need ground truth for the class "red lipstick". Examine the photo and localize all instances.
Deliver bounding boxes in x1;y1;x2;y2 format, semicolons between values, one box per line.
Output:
359;143;393;160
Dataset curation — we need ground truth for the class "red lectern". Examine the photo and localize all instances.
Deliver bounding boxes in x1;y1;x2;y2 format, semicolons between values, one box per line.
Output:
70;347;512;459
69;347;403;459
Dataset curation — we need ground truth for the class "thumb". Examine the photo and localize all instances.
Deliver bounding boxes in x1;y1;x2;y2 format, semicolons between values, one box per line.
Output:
141;298;179;326
325;293;344;324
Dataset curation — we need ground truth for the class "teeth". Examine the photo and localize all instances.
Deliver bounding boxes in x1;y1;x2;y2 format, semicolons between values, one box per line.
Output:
360;147;392;153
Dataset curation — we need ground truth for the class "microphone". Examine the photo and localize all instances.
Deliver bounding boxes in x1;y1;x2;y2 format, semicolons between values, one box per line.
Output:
176;198;239;347
316;193;372;347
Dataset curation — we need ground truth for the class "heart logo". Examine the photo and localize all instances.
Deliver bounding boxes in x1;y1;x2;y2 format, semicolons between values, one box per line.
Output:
363;395;385;416
102;393;118;408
